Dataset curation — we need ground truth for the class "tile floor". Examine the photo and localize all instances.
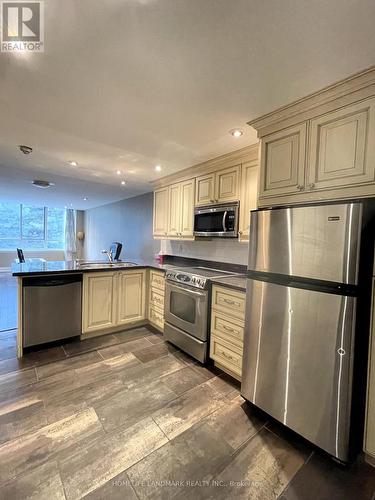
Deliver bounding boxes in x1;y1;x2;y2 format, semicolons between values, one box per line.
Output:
0;326;373;499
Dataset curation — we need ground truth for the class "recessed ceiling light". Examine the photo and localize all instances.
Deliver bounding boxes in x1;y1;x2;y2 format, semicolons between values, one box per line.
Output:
121;180;126;185
229;129;244;138
155;165;162;172
83;197;88;201
116;170;121;175
31;180;55;189
69;161;78;167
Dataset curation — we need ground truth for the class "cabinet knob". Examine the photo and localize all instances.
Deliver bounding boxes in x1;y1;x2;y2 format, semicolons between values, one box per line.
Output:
238;231;242;235
308;183;315;190
297;185;305;191
210;199;214;203
215;199;218;203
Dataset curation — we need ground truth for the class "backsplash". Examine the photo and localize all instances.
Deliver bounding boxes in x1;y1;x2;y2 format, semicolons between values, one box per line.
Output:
161;238;249;265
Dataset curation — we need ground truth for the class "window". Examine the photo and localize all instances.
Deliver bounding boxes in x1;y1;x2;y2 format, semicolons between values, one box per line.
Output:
0;203;66;250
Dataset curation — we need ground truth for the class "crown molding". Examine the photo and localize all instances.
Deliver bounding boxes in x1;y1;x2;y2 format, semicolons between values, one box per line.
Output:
152;143;259;188
248;66;375;137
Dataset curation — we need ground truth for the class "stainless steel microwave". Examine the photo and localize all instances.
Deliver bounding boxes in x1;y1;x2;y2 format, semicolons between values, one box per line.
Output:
194;202;239;237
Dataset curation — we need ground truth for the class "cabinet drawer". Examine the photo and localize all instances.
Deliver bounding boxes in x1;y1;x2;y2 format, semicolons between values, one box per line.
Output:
210;336;242;377
150;270;165;291
212;285;245;320
148;305;164;331
149;287;165;309
211;309;244;347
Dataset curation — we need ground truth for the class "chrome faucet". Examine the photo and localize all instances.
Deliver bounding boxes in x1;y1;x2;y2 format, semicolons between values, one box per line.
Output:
102;249;113;262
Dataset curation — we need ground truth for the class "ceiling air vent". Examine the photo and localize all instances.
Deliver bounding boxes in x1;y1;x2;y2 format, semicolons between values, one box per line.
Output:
31;180;55;189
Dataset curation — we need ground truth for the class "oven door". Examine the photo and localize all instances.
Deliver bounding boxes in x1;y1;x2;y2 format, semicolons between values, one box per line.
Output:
165;282;208;340
194;204;238;237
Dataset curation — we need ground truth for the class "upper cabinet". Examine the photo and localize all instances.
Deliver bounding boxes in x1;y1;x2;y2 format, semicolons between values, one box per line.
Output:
152;144;259;241
153;187;169;238
308;100;375;191
239;160;259;242
195;173;215;205
249;68;375;207
196;165;240;206
259;124;306;199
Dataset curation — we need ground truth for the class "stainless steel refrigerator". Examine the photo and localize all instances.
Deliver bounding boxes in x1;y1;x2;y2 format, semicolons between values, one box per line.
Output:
241;202;373;462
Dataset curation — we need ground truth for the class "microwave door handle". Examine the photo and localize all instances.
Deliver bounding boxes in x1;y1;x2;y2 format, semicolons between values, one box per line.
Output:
222;211;228;232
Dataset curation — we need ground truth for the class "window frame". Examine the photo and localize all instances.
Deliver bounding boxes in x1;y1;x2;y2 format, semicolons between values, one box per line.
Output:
0;204;65;251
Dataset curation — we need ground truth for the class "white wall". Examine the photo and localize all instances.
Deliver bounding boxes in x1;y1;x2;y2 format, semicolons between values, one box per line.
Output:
84;192;159;262
161;238;249;266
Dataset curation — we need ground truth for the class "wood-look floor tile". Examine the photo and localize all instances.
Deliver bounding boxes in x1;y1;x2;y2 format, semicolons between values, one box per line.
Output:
98;337;153;359
199;397;266;451
94;378;177;432
212;427;310;499
204;374;241;398
63;334;119;356
0;368;37;395
36;350;102;380
59;416;168;500
127;415;234;499
0;345;17;361
0;407;103;484
24;345;67;365
160;366;210;396
114;327;152;343
279;452;375;500
133;342;176;364
0;356;35;376
83;469;138;500
0;396;47;444
1;460;65;500
152;381;226;440
146;333;164;345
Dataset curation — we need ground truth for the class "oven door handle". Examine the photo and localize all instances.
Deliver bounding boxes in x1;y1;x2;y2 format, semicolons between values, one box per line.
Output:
167;283;207;297
222;211;228;232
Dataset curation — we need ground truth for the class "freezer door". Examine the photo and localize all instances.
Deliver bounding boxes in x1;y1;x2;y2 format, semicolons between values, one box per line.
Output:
241;279;356;461
248;203;362;284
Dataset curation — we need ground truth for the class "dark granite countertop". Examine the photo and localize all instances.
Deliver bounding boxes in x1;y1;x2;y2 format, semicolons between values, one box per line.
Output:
210;274;247;292
12;260;176;277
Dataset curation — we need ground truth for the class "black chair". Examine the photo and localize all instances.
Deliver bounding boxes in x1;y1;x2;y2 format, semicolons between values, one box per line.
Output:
16;248;25;263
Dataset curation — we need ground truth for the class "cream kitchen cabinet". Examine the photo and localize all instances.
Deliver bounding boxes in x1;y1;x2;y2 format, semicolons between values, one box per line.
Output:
239;159;259;242
195;165;241;206
167;179;195;239
308;99;375;192
258;123;307;200
83;270;146;334
83;273;117;333
117;270;146;326
210;284;246;380
365;278;375;465
153;187;169;238
254;94;375;207
148;269;165;332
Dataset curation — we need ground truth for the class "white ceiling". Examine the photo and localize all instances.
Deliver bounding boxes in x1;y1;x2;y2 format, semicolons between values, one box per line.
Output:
0;0;375;209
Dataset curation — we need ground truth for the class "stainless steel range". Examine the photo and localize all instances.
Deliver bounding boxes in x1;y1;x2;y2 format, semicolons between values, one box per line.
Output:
164;266;236;363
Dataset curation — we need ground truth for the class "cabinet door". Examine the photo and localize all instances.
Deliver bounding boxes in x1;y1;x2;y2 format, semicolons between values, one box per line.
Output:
153;188;169;238
117;270;146;325
180;179;195;238
215;165;241;203
239;160;258;242
195;173;215;206
83;273;116;333
308;98;375;191
259;123;306;199
167;183;182;237
365;279;375;459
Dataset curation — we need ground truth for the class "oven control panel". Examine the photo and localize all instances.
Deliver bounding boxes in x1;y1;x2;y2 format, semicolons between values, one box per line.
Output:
165;271;208;289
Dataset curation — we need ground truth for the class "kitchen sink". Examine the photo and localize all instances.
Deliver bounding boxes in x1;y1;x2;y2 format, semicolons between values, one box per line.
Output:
76;261;138;269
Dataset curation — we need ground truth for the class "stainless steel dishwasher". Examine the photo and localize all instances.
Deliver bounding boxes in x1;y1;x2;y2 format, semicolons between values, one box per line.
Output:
23;274;82;347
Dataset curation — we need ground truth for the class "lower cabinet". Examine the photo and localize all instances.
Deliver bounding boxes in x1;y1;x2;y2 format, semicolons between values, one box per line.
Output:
210;285;245;380
82;270;146;334
148;270;165;332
